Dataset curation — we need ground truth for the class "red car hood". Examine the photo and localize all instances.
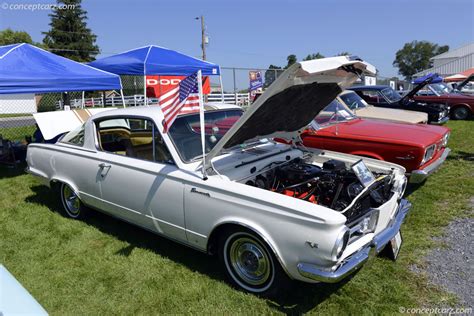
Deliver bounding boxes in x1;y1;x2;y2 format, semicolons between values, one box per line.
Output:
316;118;448;147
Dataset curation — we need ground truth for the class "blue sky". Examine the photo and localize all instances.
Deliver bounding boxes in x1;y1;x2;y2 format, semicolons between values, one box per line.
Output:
1;0;473;89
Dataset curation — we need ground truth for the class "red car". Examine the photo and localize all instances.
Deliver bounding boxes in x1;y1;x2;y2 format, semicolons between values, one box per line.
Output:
415;81;474;120
300;100;451;183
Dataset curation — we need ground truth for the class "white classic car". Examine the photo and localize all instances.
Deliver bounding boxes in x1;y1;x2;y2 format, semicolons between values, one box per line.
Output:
26;56;411;295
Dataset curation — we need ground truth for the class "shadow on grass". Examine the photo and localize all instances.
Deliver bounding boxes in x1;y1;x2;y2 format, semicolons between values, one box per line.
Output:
0;163;27;179
26;184;348;313
446;150;474;162
404;149;474;198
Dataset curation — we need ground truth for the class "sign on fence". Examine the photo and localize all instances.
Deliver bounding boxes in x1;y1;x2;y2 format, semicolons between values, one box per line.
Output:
146;76;211;99
249;71;263;101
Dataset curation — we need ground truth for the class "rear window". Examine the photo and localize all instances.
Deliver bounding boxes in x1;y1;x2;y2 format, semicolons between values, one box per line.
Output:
60;124;85;146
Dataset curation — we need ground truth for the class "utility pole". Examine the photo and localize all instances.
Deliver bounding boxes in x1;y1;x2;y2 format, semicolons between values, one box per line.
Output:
196;15;206;60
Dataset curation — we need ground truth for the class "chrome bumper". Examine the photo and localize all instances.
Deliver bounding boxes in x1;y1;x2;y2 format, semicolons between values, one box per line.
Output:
409;148;450;184
430;116;449;125
297;199;411;283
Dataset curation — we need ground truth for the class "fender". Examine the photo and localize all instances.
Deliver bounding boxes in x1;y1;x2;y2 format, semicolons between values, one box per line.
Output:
208;218;292;279
451;103;472;112
50;177;81;198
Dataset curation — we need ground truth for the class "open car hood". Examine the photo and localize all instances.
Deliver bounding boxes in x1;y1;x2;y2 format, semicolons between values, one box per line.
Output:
456;74;474;91
204;56;376;171
403;73;438;101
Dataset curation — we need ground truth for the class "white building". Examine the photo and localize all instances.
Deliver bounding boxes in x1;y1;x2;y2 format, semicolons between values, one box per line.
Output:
414;42;474;77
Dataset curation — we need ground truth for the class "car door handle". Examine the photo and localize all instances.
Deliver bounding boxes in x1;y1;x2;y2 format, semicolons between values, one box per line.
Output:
98;163;111;177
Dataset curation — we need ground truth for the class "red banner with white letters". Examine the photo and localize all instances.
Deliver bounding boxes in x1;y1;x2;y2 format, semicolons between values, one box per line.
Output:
146;75;210;98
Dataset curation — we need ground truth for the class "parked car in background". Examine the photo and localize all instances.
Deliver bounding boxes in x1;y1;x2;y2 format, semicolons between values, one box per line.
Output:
299;100;450;184
26;57;411;295
350;81;450;124
338;90;428;124
455;74;474;95
413;75;474;120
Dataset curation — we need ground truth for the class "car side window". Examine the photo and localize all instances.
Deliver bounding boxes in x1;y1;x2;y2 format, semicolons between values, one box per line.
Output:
60;123;85;146
96;117;173;164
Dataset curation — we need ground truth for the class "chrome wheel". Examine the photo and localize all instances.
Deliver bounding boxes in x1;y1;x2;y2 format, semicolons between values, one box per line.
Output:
453;107;469;120
224;232;274;292
61;184;81;218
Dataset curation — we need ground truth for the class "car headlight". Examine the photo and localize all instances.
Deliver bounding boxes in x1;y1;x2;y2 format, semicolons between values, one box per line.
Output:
357;209;379;235
421;144;436;165
442;132;450;147
438;112;444;120
332;227;350;261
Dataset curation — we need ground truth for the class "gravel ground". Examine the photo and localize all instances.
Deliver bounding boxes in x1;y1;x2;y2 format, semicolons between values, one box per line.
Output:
412;198;473;308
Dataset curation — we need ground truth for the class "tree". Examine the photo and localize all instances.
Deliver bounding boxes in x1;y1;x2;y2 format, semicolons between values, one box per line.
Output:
43;0;99;62
336;51;350;56
0;28;33;45
285;54;297;68
393;41;449;80
303;52;325;61
264;64;282;88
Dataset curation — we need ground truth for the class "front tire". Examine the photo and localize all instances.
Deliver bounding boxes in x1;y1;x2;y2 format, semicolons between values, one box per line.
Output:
452;106;470;120
59;183;88;219
219;228;289;296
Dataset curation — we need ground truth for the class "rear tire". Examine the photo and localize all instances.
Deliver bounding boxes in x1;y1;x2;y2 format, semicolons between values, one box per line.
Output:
218;227;290;297
452;106;470;120
59;183;88;219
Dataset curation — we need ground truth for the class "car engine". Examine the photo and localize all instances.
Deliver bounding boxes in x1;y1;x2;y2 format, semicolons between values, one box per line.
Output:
245;158;394;222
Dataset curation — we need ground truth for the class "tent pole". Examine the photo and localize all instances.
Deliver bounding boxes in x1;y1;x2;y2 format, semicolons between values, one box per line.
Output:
120;89;126;108
197;70;207;180
219;75;224;103
143;75;148;106
82;91;85;109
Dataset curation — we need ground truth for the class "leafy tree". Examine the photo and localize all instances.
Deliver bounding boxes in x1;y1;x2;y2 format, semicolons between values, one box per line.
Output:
303;52;325;61
0;28;33;45
285;54;297;68
264;64;282;88
43;0;99;62
393;40;449;80
336;51;350;56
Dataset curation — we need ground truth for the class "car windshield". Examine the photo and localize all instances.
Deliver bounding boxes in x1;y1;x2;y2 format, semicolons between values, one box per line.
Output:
339;91;370;110
381;87;402;102
314;99;356;126
168;109;243;162
429;83;452;95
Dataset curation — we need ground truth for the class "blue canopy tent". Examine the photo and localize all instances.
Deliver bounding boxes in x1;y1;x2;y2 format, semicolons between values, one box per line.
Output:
412;73;443;84
88;45;222;105
0;43;123;101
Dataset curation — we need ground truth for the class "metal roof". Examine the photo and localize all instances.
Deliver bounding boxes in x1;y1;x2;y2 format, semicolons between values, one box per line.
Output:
414;53;474;77
431;42;474;60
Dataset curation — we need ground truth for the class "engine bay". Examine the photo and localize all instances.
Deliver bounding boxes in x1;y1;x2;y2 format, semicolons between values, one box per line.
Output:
244;157;394;222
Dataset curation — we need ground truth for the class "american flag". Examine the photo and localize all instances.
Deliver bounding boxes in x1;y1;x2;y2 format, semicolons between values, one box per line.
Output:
159;72;201;132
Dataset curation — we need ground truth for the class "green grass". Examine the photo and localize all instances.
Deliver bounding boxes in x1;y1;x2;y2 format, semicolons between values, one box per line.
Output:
0;125;36;141
0;120;472;314
0;113;34;118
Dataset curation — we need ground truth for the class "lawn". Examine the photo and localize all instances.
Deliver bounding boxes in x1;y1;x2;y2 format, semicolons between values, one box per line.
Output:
0;125;36;141
0;113;34;118
0;120;472;315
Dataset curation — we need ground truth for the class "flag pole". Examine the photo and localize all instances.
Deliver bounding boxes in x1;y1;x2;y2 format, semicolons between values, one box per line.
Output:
197;70;208;180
